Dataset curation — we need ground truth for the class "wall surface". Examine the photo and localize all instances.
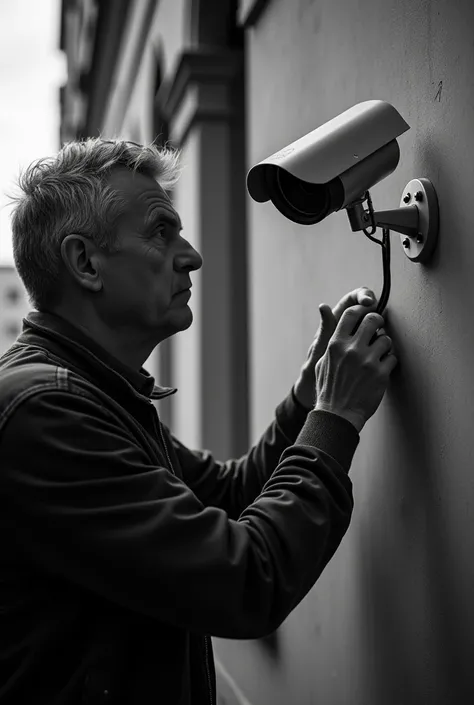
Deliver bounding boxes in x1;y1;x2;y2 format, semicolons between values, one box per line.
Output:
214;0;474;703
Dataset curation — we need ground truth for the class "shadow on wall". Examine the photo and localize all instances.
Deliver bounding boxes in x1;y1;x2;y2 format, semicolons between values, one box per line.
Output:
256;629;280;662
354;359;468;703
353;143;471;705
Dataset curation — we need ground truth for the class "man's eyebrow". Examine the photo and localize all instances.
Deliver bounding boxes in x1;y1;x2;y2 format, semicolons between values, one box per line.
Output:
146;210;182;230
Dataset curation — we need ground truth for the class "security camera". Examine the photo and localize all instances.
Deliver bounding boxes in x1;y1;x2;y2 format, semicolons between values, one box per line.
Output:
247;100;411;225
247;100;439;265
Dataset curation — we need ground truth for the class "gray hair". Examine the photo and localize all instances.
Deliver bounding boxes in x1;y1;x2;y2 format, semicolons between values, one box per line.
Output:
9;138;182;310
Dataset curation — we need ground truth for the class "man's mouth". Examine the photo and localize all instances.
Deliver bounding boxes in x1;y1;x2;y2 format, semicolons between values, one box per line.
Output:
174;288;191;298
174;285;192;296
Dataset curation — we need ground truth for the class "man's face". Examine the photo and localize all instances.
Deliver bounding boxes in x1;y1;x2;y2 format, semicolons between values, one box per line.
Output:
95;168;202;344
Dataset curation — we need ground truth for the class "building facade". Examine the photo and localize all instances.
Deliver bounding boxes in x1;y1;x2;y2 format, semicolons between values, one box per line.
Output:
0;266;30;358
59;0;474;703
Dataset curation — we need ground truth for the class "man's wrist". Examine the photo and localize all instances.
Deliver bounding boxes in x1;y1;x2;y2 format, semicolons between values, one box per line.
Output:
292;381;314;412
314;403;364;433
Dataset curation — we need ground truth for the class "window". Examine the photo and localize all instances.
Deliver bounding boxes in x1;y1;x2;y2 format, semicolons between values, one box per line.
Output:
5;286;21;304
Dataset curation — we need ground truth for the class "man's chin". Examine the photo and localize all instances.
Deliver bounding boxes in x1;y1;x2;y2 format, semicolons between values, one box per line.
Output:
170;306;193;332
154;306;193;344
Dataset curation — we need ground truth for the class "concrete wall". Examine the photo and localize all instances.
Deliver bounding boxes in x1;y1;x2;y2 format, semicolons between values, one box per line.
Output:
213;0;474;703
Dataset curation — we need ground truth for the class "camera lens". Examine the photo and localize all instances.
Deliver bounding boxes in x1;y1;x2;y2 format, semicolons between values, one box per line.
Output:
276;169;329;221
263;166;343;225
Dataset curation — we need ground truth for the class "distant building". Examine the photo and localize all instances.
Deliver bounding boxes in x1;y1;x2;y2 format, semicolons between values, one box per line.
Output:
0;265;30;357
58;0;249;449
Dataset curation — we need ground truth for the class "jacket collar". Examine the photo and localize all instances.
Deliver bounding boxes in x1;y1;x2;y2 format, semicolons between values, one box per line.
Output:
19;311;177;403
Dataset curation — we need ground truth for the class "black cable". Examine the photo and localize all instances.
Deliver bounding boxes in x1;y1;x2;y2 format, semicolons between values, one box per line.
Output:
361;225;391;315
376;227;391;315
358;191;392;315
360;225;391;344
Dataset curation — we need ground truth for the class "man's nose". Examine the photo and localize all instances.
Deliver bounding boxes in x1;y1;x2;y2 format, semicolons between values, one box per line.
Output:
175;238;203;272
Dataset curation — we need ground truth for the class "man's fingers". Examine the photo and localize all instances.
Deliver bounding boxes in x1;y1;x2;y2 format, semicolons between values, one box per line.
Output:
357;287;376;305
356;312;386;345
318;303;333;323
332;287;377;320
336;306;384;339
332;289;360;319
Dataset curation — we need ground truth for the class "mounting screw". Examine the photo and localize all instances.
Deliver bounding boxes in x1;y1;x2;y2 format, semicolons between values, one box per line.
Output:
414;191;423;202
402;238;410;248
403;193;411;203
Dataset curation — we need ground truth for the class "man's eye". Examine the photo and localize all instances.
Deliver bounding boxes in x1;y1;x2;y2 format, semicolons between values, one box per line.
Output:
150;225;166;238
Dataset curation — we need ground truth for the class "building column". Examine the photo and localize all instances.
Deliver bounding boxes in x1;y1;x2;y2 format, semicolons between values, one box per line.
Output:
158;49;248;460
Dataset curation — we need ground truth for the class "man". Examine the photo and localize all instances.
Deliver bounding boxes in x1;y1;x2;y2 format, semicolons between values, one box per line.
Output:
0;139;397;704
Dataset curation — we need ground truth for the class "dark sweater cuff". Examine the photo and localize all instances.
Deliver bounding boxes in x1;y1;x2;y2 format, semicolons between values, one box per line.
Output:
295;410;360;473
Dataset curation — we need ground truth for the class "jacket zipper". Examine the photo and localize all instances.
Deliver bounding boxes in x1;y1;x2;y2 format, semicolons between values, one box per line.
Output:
155;407;213;704
204;635;214;705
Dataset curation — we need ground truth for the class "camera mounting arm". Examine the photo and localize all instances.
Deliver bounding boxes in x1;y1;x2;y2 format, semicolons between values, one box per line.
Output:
346;178;439;263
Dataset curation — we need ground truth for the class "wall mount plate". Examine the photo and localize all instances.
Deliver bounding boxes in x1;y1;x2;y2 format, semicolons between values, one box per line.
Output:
399;178;439;263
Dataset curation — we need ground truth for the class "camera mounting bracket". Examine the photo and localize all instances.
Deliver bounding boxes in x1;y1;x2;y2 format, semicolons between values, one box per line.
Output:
375;178;439;263
346;178;439;263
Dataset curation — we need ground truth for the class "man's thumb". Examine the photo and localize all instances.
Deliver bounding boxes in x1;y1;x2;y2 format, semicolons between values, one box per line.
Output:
318;303;337;334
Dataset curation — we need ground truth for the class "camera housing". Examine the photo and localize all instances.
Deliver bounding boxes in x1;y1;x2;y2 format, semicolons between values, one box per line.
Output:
247;100;410;225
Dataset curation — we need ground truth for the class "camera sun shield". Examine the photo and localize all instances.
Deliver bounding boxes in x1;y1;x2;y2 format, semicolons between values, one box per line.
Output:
247;100;410;225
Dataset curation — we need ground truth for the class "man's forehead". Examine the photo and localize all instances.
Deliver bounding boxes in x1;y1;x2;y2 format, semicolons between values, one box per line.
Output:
108;168;177;217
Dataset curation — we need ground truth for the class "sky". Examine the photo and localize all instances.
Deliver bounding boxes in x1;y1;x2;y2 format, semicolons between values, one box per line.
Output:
0;0;65;265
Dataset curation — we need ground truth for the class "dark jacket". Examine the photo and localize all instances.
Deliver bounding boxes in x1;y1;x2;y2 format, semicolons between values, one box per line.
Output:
0;311;360;705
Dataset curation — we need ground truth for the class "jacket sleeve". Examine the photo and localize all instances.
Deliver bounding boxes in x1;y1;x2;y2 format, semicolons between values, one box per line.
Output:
171;387;316;519
0;388;359;640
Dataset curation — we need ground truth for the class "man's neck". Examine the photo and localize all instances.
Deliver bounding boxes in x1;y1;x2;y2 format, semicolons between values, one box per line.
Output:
50;306;154;372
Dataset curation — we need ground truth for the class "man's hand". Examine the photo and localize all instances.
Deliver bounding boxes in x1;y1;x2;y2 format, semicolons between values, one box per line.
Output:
315;307;397;432
293;287;378;410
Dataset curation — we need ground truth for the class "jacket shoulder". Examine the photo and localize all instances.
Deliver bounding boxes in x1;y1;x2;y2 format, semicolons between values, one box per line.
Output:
0;360;70;431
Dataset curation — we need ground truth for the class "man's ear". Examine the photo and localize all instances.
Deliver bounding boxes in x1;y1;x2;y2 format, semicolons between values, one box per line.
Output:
60;234;103;293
